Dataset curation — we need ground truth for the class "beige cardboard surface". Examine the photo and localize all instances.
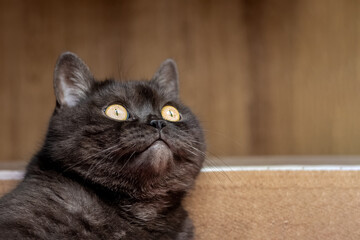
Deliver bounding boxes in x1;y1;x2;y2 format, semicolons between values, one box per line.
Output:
1;171;360;239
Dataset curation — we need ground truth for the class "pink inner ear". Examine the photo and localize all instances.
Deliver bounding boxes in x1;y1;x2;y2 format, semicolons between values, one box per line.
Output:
56;71;86;107
59;78;81;107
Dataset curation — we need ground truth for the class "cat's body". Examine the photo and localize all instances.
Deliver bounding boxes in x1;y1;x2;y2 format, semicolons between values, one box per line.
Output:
0;53;205;239
0;166;193;239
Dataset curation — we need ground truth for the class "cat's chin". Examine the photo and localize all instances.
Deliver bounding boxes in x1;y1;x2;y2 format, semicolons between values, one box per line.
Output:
134;140;174;176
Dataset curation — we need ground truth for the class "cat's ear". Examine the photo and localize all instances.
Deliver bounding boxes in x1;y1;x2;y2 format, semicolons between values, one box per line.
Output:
53;52;94;108
152;59;179;98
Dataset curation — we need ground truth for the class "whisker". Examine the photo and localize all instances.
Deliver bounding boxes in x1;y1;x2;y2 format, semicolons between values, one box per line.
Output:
178;138;233;183
60;144;122;174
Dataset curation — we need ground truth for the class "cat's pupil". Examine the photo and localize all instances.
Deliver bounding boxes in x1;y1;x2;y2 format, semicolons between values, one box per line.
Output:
115;109;119;116
169;111;173;117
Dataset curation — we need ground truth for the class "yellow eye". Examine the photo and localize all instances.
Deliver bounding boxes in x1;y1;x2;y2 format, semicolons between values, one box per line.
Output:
104;104;128;121
161;105;180;122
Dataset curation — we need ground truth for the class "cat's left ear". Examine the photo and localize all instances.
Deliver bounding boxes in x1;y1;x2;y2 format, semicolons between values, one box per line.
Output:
53;52;94;108
152;59;179;98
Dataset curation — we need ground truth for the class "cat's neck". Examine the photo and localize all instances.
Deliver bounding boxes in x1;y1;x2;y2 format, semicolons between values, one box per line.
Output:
26;153;186;222
85;175;186;222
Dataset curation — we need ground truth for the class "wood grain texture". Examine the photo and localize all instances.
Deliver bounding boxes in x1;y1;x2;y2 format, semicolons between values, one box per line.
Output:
1;0;360;162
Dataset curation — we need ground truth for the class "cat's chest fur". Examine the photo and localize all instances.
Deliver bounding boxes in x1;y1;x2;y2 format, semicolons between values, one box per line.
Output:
0;173;193;240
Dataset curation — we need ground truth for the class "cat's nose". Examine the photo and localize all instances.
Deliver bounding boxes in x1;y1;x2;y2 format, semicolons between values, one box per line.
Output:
149;119;167;130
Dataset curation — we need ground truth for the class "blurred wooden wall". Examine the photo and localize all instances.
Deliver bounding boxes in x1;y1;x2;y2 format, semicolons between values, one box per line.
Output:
1;0;360;162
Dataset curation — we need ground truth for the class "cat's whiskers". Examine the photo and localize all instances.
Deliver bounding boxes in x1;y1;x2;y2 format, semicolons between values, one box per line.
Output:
84;142;140;179
181;128;240;182
178;138;233;183
117;143;138;173
84;147;119;179
117;151;136;174
60;144;122;175
177;141;226;183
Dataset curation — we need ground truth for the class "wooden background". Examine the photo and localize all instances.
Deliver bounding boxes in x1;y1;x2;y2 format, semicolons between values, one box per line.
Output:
1;0;360;162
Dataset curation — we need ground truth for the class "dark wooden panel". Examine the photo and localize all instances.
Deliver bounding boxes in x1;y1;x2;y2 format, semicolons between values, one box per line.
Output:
0;0;360;162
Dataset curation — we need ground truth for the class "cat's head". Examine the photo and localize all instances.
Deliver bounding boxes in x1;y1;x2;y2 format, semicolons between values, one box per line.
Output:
44;52;205;199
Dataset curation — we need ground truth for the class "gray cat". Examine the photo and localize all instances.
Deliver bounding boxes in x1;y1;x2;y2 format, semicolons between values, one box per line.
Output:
0;52;206;239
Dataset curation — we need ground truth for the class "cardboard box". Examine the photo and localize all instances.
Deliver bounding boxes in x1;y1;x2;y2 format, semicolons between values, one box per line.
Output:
1;170;360;239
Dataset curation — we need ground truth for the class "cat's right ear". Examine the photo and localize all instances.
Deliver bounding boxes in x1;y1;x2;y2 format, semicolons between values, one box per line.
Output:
152;59;179;98
53;52;94;108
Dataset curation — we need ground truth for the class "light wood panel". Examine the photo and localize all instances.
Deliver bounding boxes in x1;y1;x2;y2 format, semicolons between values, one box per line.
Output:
1;0;360;162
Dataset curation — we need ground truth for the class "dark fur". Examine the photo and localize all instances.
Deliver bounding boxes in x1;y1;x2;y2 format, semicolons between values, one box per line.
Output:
0;53;205;239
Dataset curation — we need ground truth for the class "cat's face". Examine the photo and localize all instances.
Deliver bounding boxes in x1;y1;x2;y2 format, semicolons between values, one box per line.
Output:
46;53;205;198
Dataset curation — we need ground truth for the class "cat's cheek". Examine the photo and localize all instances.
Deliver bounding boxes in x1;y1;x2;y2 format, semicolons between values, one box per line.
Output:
131;140;174;176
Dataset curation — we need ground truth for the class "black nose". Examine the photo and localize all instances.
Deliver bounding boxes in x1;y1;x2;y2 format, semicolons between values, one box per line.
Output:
149;119;167;130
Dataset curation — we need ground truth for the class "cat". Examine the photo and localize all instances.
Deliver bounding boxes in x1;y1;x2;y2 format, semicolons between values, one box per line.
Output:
0;52;206;239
